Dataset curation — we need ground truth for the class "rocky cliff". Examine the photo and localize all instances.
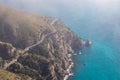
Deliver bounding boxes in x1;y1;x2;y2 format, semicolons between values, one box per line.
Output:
0;5;83;80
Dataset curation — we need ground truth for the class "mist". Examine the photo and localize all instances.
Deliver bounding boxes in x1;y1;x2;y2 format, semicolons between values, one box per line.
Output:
0;0;120;49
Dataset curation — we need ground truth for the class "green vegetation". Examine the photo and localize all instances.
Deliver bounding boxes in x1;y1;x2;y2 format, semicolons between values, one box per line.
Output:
0;69;19;80
0;69;32;80
19;74;32;80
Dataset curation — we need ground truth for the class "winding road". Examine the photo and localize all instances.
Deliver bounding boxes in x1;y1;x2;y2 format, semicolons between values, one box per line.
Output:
3;19;58;70
23;18;58;53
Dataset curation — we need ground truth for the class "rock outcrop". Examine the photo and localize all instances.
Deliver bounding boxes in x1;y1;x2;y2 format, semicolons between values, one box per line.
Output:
0;5;83;80
85;40;92;46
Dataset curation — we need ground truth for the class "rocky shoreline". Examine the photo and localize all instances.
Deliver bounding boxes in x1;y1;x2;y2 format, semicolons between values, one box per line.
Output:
64;39;92;80
64;54;74;80
64;51;83;80
64;62;74;80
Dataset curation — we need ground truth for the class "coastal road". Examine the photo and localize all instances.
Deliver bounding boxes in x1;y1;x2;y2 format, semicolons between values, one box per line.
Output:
23;18;58;53
3;55;20;69
3;19;58;70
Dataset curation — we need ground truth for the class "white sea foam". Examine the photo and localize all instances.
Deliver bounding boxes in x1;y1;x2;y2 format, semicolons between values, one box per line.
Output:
79;51;82;55
63;62;74;80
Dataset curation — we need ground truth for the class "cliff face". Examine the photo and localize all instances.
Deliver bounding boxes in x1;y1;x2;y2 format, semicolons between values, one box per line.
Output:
0;5;83;80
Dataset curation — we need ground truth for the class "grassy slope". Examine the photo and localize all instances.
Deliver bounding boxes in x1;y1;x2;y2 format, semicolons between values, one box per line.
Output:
0;69;32;80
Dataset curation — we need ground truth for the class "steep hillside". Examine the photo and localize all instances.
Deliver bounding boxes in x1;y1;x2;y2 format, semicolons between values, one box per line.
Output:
0;5;83;80
0;69;32;80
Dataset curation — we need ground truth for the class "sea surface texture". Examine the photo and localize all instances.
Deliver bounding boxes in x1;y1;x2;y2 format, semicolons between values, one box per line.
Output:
1;0;120;80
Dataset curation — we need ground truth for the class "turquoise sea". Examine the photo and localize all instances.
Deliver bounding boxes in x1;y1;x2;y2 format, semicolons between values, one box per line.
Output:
61;9;120;80
44;2;120;80
64;12;120;80
1;0;120;80
46;2;120;80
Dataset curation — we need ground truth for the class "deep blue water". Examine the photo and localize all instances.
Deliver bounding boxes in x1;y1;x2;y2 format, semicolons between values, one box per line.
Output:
1;0;120;80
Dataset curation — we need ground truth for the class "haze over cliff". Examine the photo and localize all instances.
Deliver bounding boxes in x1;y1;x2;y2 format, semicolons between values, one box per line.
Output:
0;5;83;80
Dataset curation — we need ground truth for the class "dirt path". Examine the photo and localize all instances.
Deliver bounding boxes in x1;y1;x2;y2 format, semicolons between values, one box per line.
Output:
3;19;58;70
